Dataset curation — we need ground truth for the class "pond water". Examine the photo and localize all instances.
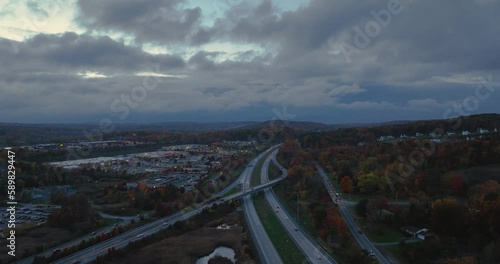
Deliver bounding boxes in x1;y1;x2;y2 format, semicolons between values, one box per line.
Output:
195;246;236;264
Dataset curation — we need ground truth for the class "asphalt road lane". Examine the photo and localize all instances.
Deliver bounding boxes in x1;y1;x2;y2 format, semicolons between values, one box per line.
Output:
315;163;395;264
17;146;279;264
241;146;283;264
261;150;338;264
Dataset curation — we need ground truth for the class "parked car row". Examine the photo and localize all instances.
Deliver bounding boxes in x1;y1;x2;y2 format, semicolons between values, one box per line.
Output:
1;207;51;225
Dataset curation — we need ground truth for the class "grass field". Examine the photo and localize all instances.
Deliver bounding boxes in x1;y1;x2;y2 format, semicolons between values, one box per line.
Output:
252;193;307;264
383;245;409;264
223;185;241;197
267;161;281;181
250;151;272;187
248;151;306;264
273;181;348;262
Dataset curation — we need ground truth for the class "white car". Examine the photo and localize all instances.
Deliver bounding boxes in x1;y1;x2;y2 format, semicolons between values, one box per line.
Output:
136;233;143;238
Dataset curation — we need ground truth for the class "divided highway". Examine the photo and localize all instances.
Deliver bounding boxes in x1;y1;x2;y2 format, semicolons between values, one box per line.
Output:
315;163;396;264
261;150;338;264
240;146;283;264
16;147;279;264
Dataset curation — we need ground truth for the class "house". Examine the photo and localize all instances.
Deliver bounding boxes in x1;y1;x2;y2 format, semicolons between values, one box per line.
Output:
401;225;433;240
378;209;395;222
415;132;423;137
447;132;455;136
401;225;421;236
462;130;470;136
378;135;395;142
478;128;489;134
429;132;437;138
400;134;408;139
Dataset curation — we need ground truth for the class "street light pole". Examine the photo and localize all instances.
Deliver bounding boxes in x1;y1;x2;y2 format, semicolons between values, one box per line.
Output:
297;193;299;222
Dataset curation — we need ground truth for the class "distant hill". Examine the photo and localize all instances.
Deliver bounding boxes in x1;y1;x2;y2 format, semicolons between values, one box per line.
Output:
113;121;259;132
235;120;331;132
299;113;500;148
1;114;498;147
0;121;258;147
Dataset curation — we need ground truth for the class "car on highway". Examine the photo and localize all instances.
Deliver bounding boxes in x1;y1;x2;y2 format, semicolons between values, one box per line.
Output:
91;231;96;235
294;228;298;231
369;250;375;258
162;222;168;226
358;229;363;234
136;233;143;238
316;255;322;260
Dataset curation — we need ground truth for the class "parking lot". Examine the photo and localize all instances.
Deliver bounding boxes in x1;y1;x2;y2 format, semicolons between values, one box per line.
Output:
0;206;52;226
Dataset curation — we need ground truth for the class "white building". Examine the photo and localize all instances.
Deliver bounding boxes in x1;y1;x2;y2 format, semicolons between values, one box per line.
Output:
479;128;489;134
378;136;394;141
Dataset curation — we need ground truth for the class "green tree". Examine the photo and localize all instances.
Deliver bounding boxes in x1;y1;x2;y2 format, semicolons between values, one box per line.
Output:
355;198;368;218
431;198;466;237
357;172;384;194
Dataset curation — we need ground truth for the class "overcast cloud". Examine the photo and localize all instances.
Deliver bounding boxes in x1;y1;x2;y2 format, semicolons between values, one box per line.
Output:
0;0;499;123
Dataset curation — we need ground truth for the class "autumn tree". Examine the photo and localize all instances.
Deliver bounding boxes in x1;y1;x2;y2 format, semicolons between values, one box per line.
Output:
48;193;99;231
450;174;465;196
339;176;353;199
137;180;148;193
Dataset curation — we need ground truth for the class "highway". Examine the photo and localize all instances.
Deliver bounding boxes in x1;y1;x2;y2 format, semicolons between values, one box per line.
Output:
241;147;283;264
16;147;279;264
15;215;136;264
261;150;338;264
315;163;396;264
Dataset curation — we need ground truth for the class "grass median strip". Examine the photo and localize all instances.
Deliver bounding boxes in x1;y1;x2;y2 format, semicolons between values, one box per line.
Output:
252;193;307;264
267;161;281;181
250;151;272;187
273;181;347;262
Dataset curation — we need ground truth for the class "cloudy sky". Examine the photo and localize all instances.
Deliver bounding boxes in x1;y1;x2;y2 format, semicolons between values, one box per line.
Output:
1;0;499;124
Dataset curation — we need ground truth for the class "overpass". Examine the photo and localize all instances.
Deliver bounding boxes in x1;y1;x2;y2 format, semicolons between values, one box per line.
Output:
223;174;287;200
18;146;281;264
